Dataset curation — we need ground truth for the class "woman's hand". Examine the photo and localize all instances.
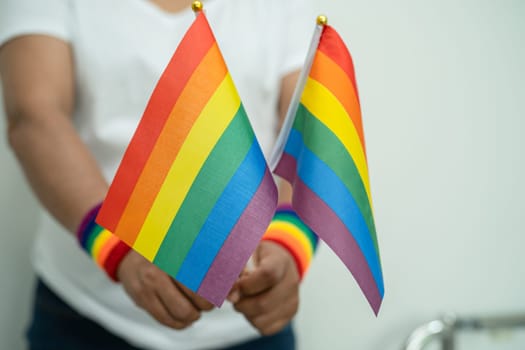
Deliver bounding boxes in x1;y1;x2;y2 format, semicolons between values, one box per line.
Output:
118;250;214;329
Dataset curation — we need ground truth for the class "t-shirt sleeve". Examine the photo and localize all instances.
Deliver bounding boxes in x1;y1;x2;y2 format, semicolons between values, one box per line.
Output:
0;0;72;47
278;0;317;77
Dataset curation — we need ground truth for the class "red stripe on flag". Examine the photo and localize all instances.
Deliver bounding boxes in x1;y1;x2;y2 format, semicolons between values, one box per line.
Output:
113;44;228;246
97;13;215;232
309;50;366;151
318;25;360;100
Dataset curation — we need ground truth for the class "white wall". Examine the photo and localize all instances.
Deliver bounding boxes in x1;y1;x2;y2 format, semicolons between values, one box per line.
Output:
1;1;524;349
0;92;38;349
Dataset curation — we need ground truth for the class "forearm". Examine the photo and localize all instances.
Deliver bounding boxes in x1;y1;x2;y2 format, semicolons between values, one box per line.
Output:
8;111;107;233
1;35;106;234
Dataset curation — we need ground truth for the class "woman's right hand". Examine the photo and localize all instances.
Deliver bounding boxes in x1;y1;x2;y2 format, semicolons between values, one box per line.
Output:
118;250;214;329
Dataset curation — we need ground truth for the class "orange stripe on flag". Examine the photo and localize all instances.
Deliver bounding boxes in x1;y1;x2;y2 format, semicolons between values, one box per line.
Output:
114;43;228;245
96;13;215;232
318;26;359;100
309;50;366;150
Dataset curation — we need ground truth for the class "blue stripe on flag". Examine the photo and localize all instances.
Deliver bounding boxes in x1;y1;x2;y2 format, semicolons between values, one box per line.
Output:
175;140;266;290
284;129;384;296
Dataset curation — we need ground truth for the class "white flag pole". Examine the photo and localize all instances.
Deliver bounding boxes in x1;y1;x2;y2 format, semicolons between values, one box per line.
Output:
269;15;328;172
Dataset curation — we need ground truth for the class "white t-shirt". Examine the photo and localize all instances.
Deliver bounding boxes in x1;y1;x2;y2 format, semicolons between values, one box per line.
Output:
0;0;313;349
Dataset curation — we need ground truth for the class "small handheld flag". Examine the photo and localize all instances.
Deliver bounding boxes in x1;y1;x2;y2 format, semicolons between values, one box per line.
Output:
96;3;277;306
270;16;384;314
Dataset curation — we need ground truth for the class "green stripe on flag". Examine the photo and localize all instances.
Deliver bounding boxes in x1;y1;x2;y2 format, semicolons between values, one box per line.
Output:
292;103;379;257
153;105;255;276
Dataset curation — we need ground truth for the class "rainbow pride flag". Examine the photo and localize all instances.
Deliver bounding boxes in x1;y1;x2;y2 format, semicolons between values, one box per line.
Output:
271;21;384;314
96;11;277;306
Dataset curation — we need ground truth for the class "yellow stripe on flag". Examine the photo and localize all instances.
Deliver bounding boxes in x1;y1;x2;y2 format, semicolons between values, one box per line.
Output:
133;74;241;260
301;78;372;203
311;51;365;148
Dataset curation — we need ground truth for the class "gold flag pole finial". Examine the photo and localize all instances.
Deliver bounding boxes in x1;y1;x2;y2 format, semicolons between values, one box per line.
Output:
316;15;328;26
192;1;203;12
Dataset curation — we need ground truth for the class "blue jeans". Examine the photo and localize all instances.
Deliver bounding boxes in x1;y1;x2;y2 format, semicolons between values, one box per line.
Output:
27;280;295;350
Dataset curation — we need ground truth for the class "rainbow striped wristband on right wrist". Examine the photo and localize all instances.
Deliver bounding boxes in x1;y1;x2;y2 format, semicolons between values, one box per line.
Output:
262;205;318;279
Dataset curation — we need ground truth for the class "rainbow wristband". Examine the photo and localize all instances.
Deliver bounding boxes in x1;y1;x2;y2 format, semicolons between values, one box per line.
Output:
77;203;131;281
262;205;318;278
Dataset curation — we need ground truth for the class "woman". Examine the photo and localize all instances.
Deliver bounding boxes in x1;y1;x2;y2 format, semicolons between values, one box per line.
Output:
0;0;316;349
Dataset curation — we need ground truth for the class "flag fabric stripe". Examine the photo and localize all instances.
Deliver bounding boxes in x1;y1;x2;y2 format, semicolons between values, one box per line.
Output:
317;26;359;100
309;50;365;149
113;43;228;246
153;109;254;275
273;23;383;314
294;177;382;314
197;169;277;306
282;129;383;293
96;14;215;232
175;139;267;291
97;11;278;306
132;74;241;260
283;131;383;291
276;153;382;311
292;104;379;252
301;77;372;204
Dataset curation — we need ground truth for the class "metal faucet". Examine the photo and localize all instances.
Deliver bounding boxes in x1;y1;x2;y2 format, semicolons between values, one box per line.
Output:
402;313;525;350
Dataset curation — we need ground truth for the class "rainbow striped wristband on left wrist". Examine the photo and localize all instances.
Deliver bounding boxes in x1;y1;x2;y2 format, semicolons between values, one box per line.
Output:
262;205;318;279
76;203;131;281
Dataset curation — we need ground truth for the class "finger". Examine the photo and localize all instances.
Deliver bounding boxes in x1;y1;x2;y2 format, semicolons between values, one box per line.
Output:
227;256;256;303
237;256;286;297
143;293;193;330
244;254;257;273
234;274;298;318
175;280;214;311
154;274;201;324
227;285;241;304
249;299;298;336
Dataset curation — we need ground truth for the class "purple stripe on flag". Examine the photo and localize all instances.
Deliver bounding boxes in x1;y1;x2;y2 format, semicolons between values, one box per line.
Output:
274;152;297;184
276;153;382;314
197;169;277;306
294;179;382;314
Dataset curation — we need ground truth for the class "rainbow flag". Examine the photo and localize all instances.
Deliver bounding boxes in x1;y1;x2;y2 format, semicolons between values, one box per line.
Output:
271;22;384;314
96;12;277;306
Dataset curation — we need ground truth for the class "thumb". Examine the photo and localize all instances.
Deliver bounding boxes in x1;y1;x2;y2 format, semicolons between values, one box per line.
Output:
244;249;260;273
236;249;286;297
227;249;260;303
